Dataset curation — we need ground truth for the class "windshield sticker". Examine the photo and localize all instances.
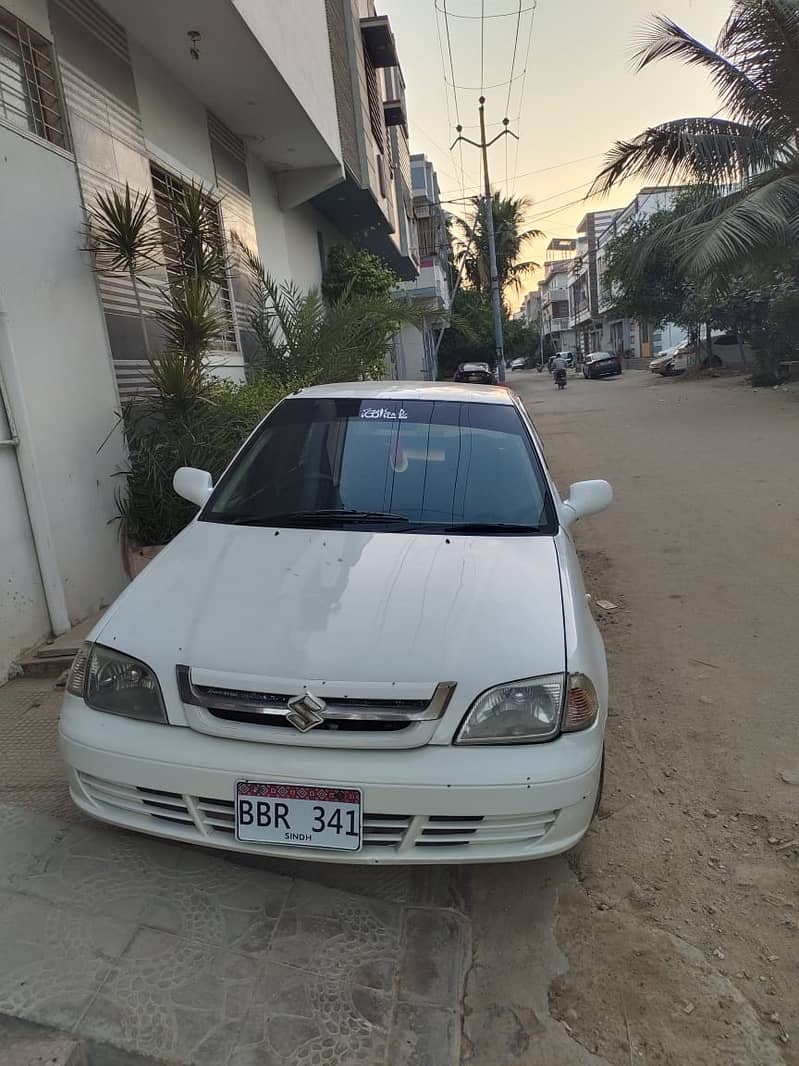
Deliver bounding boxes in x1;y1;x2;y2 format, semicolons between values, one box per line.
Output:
360;407;409;420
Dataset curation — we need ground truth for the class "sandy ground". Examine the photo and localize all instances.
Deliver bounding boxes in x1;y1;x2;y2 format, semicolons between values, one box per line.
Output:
463;369;799;1066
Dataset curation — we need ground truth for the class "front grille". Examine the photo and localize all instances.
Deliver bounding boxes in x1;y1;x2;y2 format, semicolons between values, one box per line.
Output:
205;707;411;733
76;774;557;856
176;666;455;733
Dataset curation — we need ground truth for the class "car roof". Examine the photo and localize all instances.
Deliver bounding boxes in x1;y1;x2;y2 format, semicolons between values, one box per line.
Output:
292;380;514;406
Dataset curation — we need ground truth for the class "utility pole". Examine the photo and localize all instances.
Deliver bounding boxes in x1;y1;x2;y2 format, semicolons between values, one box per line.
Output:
452;98;517;383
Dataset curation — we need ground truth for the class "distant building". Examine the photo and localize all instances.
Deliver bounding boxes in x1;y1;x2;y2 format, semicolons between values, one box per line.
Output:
568;210;621;356
520;290;541;326
392;154;452;379
595;187;688;358
538;239;577;352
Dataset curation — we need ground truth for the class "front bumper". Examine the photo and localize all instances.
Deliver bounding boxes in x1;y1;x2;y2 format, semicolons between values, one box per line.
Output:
59;698;603;865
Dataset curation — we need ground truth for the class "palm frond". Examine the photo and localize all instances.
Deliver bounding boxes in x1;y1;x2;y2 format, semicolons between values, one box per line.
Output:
590;117;784;195
674;170;799;271
719;1;799;130
633;14;786;133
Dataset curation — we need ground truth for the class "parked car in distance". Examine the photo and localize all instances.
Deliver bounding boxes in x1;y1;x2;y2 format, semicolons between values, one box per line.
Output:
547;351;575;373
650;340;691;376
60;381;612;865
649;346;679;373
583;352;622;379
455;361;496;385
509;358;528;371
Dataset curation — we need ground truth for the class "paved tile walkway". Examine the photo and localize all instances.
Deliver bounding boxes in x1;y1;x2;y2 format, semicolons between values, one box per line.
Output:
0;803;470;1065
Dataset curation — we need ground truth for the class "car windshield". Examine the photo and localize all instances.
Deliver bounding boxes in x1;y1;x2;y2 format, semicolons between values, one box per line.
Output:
202;397;556;534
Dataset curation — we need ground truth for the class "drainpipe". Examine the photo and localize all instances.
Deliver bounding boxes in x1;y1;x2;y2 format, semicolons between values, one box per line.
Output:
0;295;71;637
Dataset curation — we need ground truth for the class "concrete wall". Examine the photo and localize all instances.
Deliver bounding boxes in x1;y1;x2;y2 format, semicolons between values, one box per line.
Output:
0;104;126;677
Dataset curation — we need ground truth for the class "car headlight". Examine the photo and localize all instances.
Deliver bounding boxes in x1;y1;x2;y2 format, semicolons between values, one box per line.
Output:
456;674;564;744
455;673;600;744
66;643;167;724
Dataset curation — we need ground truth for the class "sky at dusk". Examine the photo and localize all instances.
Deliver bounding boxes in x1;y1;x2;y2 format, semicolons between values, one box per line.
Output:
379;0;732;305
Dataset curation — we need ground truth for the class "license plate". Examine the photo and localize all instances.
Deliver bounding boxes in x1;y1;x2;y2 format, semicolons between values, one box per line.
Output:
235;781;362;851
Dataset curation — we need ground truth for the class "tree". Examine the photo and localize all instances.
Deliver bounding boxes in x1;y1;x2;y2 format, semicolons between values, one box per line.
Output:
453;193;542;301
602;211;688;328
591;2;799;277
436;290;539;378
321;244;399;304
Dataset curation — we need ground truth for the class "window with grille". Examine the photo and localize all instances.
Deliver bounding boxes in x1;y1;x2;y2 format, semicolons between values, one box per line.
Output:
363;47;384;152
149;163;237;353
416;215;437;258
0;6;69;148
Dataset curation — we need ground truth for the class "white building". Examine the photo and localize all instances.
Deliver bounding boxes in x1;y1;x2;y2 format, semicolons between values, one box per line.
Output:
539;239;577;353
393;154;451;379
519;290;540;327
0;0;418;679
567;210;621;357
595;186;688;358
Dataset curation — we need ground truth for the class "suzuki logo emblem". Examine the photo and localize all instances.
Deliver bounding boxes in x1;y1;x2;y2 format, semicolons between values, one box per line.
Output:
286;692;326;733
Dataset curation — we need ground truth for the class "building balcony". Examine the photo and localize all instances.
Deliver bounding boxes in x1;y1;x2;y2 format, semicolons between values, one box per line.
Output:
544;317;571;334
398;260;450;311
541;286;568;306
98;0;343;205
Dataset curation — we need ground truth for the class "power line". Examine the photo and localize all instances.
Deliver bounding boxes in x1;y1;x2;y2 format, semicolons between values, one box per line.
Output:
441;1;461;127
509;0;538;194
438;151;605;197
434;1;538;18
409;118;478;190
441;71;525;93
504;1;523;119
480;0;486;93
434;1;469;199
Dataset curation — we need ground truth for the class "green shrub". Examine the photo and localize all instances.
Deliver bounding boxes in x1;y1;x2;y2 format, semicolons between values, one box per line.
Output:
118;373;289;546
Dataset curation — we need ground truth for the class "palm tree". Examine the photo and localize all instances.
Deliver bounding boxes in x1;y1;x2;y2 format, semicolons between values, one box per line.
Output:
454;192;542;300
590;1;799;275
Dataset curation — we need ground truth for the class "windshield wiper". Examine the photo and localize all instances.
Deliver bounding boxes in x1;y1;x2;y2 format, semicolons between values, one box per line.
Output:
442;522;543;534
221;509;412;526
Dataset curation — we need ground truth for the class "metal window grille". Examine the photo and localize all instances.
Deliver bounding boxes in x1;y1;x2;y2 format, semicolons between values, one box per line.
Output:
149;163;237;353
416;215;437;258
0;7;69;148
363;47;383;152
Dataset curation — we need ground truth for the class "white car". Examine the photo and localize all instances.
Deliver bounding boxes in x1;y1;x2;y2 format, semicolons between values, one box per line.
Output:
61;382;612;864
509;358;528;371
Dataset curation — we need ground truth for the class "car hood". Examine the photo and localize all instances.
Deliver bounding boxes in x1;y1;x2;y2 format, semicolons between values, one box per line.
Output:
96;522;565;692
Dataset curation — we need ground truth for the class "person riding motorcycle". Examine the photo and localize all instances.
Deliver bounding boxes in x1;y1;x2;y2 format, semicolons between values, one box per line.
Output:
552;353;568;388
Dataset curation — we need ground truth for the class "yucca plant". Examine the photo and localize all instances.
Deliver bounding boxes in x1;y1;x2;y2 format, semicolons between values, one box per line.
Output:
156;277;226;362
169;180;229;286
85;184;161;356
590;1;799;276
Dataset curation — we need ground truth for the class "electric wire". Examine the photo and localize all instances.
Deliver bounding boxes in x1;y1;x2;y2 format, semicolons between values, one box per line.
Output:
509;0;538;194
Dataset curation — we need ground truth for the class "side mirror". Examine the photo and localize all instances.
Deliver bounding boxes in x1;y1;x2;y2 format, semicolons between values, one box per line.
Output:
173;467;213;508
562;479;613;526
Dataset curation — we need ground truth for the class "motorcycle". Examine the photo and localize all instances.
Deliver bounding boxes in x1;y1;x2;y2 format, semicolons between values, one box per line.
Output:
554;367;567;389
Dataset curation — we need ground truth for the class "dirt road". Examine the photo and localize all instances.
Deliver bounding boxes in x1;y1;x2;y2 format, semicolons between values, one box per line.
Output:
463;369;799;1066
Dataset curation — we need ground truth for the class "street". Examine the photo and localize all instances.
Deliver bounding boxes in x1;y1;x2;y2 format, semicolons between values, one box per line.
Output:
464;368;799;1066
0;368;797;1065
